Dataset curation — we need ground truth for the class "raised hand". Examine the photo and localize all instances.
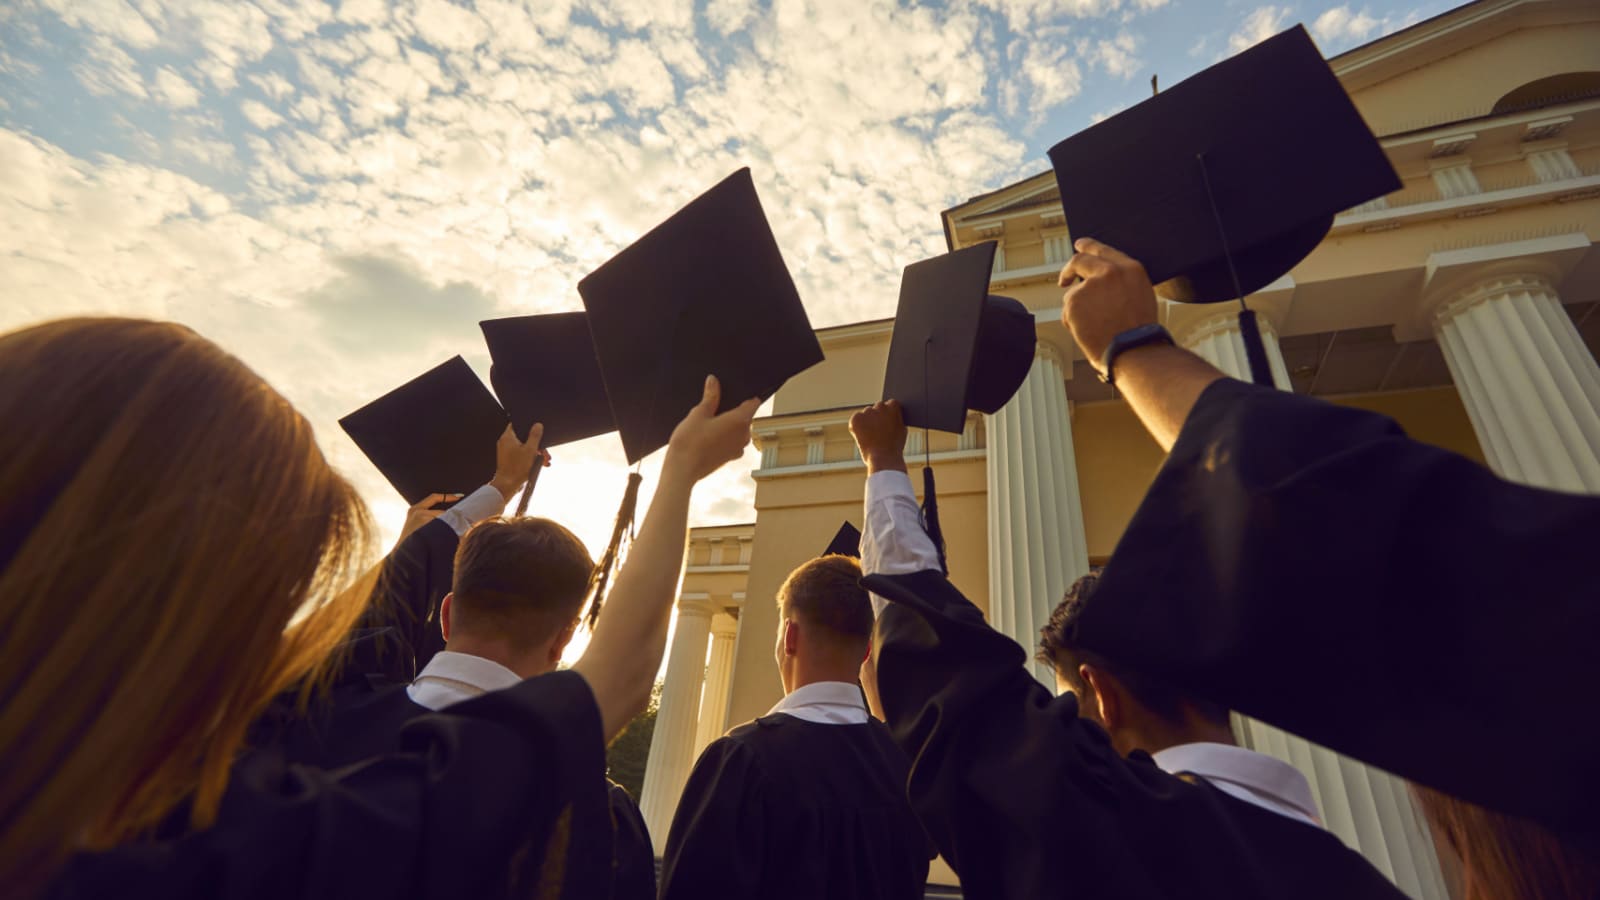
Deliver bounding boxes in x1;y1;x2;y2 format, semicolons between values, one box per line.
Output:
664;375;760;483
397;492;462;544
1058;237;1159;371
848;400;908;475
490;422;544;502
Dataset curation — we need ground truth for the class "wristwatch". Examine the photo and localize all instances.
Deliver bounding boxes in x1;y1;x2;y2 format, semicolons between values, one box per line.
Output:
1097;323;1173;386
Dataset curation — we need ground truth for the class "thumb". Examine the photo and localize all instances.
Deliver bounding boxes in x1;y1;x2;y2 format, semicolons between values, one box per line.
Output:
697;375;722;414
526;422;545;448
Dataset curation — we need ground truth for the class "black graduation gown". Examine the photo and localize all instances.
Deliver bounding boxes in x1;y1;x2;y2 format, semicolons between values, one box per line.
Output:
658;713;931;900
46;670;615;900
269;678;657;900
1078;377;1600;830
863;569;1407;900
353;517;461;681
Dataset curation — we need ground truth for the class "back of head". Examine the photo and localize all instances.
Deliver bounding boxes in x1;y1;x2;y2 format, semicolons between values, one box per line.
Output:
1037;571;1229;735
0;318;374;892
451;517;596;652
777;554;873;660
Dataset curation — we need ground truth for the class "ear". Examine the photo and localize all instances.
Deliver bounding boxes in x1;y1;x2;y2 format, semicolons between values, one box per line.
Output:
1081;664;1121;732
548;618;578;664
440;593;454;642
783;618;800;657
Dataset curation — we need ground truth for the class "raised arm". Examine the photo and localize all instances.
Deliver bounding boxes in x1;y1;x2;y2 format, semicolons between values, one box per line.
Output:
1058;238;1223;450
572;376;759;740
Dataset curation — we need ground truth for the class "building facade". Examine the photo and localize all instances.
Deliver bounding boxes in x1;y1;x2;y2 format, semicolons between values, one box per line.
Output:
639;2;1600;896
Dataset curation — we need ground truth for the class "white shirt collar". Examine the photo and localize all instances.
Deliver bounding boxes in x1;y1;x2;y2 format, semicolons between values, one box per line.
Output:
766;680;870;725
1152;742;1324;829
406;650;522;711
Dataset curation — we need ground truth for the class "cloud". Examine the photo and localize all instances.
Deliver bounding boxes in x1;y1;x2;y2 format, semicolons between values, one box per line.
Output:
1310;5;1426;51
240;98;285;130
153;66;203;108
1228;5;1292;55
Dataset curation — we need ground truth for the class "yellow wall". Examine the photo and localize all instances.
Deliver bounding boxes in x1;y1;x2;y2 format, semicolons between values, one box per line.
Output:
1350;23;1600;135
773;329;890;416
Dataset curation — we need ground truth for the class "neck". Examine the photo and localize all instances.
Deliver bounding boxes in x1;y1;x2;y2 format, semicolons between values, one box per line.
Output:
1126;715;1237;756
444;635;554;681
786;658;860;695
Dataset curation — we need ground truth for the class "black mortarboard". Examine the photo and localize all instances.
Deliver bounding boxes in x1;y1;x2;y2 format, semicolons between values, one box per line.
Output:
824;522;862;559
480;312;616;447
1047;25;1399;305
339;356;508;504
881;242;1037;434
578;168;824;464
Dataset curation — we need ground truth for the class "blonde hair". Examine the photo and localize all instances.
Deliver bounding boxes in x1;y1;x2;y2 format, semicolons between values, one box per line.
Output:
0;318;377;892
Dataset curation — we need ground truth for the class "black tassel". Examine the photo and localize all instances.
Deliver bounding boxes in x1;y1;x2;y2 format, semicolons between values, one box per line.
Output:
920;464;949;576
584;472;643;629
1237;310;1276;387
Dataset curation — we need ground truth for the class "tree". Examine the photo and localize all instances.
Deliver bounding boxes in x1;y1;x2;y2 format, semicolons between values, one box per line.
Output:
605;681;661;799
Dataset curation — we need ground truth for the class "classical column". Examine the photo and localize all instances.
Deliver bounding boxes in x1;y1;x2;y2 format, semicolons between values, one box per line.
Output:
1180;310;1293;390
692;612;740;757
1431;272;1600;493
638;595;714;840
985;341;1089;686
1174;309;1447;899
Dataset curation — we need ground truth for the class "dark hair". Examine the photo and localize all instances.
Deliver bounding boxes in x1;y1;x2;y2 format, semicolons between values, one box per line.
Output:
451;517;596;647
1413;784;1600;900
1037;571;1228;728
778;554;873;648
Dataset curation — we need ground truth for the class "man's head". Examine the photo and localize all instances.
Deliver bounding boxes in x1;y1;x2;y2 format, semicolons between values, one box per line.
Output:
442;517;595;678
773;554;873;694
1038;571;1232;756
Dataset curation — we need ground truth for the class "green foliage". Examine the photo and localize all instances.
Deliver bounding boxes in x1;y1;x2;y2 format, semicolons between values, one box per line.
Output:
605;681;662;799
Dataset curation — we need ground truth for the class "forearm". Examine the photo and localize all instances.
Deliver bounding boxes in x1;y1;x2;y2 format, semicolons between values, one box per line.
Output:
572;465;695;740
1109;343;1226;451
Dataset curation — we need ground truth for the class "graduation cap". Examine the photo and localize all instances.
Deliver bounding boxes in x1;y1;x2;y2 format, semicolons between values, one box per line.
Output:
880;242;1038;574
1047;25;1399;383
480;312;618;515
578;167;824;465
339;356;508;506
881;242;1037;435
823;521;862;559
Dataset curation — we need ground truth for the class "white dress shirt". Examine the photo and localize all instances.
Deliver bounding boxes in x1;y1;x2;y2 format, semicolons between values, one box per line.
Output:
407;650;523;710
860;469;943;616
766;680;871;725
437;483;509;536
1154;743;1324;828
860;467;1326;830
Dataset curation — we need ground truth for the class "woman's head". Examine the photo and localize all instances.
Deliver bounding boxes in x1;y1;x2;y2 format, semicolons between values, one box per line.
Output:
0;318;375;889
1414;784;1600;900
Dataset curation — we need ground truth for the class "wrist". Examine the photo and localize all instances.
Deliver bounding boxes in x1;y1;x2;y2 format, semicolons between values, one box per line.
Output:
490;475;523;503
863;451;908;475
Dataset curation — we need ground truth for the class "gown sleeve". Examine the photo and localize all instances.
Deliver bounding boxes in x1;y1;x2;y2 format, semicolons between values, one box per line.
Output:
657;737;767;900
48;671;614;900
1079;376;1600;828
605;780;656;900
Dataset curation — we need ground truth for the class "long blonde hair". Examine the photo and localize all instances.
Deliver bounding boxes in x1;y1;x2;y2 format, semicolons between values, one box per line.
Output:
0;318;377;892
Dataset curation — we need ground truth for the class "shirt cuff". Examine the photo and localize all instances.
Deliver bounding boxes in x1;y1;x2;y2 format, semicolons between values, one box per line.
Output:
439;483;508;536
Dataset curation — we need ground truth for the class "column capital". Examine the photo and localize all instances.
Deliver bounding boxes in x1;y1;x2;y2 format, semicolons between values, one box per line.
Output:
677;593;717;617
1402;232;1590;340
709;613;739;637
1162;276;1294;350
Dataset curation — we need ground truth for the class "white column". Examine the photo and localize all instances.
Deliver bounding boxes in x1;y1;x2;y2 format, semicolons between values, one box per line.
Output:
638;595;714;840
1432;273;1600;493
1179;312;1446;899
985;342;1089;686
692;612;739;757
1181;310;1293;390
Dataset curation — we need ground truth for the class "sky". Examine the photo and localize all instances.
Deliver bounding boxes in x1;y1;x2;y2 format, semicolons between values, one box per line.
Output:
0;0;1456;562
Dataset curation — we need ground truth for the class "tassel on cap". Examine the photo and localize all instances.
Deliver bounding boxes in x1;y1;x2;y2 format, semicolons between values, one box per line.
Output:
920;464;949;576
584;471;644;629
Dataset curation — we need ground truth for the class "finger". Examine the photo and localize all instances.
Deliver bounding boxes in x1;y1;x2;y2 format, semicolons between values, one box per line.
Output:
1074;237;1136;266
732;396;761;420
1063;251;1114;283
542;449;554;467
500;424;516;441
412;493;447;511
698;374;722;414
526;422;545;448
